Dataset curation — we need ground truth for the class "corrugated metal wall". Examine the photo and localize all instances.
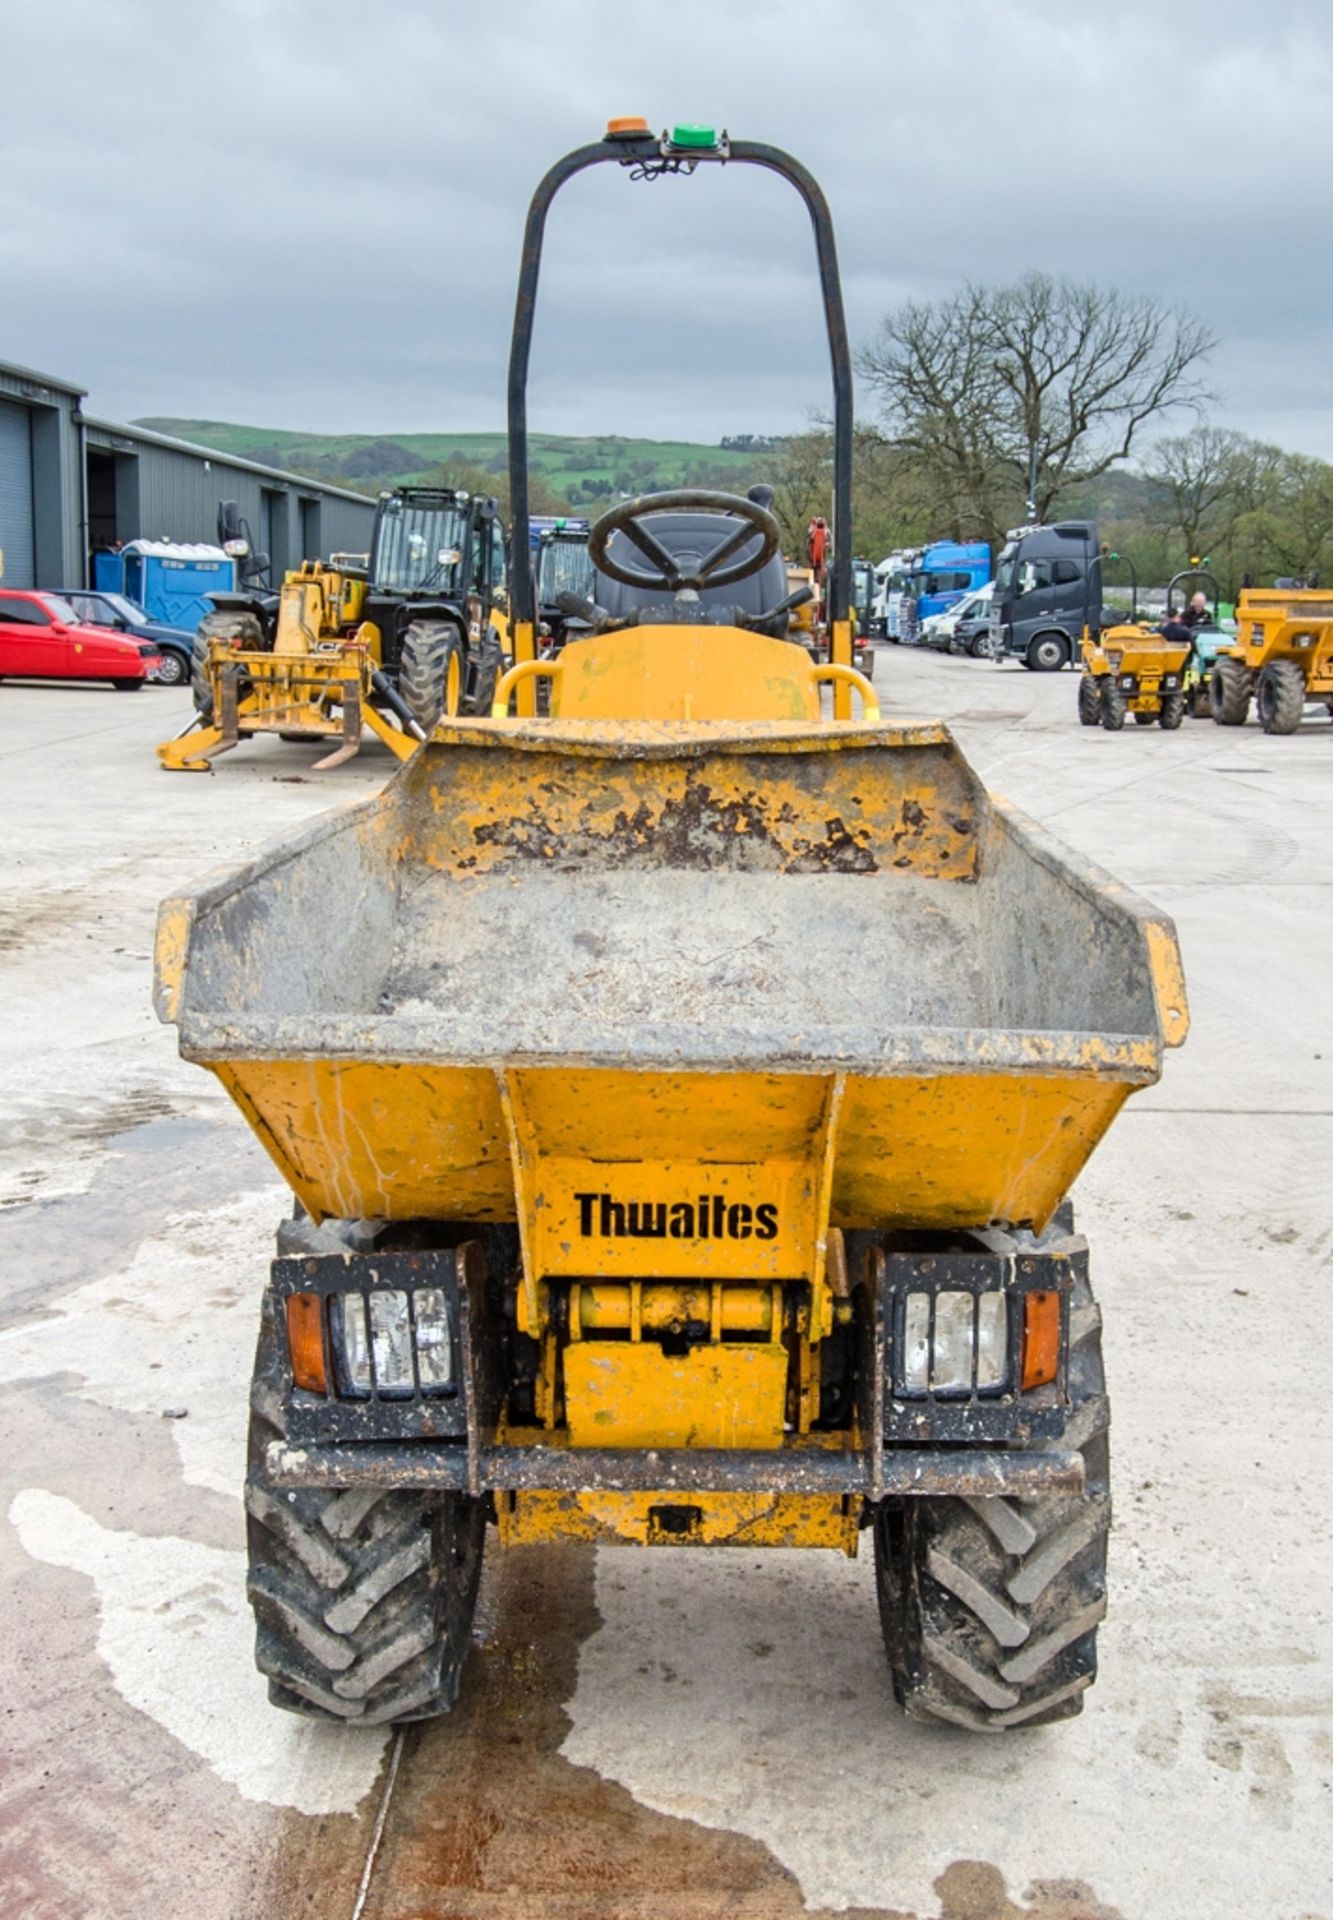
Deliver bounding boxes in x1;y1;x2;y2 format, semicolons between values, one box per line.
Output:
0;397;36;588
0;363;86;587
1;358;378;589
84;422;376;563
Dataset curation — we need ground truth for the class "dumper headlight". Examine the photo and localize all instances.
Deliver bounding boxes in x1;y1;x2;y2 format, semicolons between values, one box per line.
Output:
334;1288;454;1398
900;1290;1008;1396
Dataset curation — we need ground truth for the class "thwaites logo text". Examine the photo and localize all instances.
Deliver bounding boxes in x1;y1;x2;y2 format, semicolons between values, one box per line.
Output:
574;1192;779;1242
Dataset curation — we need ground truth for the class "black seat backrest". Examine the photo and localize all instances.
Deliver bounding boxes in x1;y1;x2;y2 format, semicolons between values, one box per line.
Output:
593;511;790;624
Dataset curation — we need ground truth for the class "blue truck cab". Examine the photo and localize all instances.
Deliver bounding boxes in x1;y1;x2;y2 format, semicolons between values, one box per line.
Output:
908;540;991;624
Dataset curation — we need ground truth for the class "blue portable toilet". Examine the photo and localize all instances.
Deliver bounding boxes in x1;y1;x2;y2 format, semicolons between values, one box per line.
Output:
115;541;236;629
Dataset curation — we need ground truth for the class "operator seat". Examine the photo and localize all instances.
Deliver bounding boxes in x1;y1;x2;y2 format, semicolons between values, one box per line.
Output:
592;496;794;633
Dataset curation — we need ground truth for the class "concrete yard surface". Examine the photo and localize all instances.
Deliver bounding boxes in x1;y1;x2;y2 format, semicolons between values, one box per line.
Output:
1;658;1330;1920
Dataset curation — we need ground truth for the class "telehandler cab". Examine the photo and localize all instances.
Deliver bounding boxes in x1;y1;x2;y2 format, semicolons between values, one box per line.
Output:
155;121;1188;1732
158;486;508;771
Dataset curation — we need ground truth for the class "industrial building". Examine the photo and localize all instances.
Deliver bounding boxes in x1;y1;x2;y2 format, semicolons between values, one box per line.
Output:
0;356;376;592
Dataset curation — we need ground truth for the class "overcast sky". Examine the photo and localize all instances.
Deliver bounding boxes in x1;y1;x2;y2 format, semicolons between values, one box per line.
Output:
5;0;1333;460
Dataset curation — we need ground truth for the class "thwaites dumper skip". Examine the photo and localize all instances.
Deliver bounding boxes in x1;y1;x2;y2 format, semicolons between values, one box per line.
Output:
155;123;1188;1733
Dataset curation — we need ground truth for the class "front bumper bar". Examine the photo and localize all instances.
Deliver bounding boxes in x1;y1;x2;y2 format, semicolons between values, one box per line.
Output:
265;1439;1084;1499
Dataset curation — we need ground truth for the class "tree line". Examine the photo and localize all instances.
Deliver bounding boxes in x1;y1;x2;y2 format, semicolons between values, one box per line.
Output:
342;269;1328;596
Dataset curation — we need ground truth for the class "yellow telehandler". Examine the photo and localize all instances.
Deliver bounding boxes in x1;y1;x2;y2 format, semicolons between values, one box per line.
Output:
155;120;1188;1732
158;487;509;771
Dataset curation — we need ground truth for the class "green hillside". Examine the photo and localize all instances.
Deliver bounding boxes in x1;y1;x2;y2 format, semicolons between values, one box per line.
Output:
133;418;773;504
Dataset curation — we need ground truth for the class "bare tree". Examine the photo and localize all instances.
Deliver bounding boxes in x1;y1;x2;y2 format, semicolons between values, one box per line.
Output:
858;273;1216;547
1145;424;1250;558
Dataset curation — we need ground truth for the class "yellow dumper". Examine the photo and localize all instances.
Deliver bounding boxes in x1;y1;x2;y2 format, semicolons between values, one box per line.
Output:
1210;583;1333;732
1078;621;1192;729
155;124;1188;1734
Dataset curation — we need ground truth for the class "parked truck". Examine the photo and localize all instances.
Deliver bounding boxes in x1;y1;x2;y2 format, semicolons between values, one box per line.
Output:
989;521;1102;671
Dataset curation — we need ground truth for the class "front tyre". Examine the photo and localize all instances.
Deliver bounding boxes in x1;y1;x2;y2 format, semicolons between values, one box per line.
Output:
111;677;143;692
874;1259;1109;1730
192;611;267;716
1077;675;1100;726
399;619;467;735
1099;678;1126;730
1159;691;1185;729
469;630;505;715
1256;659;1306;735
1209;656;1252;726
245;1293;485;1724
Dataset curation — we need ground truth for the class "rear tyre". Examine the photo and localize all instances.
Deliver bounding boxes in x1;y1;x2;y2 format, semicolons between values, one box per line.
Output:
1132;710;1155;727
1099;679;1126;730
1159;691;1185;730
1077;675;1100;726
399;619;467;735
245;1291;485;1724
1256;659;1306;735
1209;657;1252;726
111;678;143;692
193;611;267;717
874;1249;1109;1730
1026;632;1068;673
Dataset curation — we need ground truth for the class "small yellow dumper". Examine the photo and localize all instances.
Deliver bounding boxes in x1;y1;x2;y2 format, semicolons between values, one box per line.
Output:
155;123;1188;1733
1078;621;1192;730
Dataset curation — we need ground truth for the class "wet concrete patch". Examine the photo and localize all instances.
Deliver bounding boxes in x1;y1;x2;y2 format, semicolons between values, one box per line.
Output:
0;1110;273;1323
268;1542;1123;1920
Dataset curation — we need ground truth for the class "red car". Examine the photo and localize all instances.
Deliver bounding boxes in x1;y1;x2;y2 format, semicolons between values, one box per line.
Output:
0;589;161;689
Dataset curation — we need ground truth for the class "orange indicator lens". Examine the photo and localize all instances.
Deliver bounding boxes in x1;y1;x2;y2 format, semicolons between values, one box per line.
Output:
1021;1291;1061;1390
286;1291;328;1394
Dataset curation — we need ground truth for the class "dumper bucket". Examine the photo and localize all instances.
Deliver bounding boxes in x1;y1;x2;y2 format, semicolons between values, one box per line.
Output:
156;716;1187;1246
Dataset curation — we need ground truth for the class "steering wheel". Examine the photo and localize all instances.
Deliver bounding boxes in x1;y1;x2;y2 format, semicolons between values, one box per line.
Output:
589;489;781;593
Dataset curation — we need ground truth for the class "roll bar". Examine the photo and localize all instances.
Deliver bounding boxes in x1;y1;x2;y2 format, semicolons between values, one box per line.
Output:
506;126;854;652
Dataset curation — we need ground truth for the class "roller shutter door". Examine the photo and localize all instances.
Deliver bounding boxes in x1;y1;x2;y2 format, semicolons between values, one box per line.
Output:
0;398;36;589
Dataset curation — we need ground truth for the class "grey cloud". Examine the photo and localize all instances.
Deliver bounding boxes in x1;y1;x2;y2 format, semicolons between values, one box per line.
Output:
4;0;1332;454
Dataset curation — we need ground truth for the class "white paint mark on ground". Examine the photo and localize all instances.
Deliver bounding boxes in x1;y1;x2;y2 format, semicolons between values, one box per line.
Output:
0;1187;284;1497
10;1489;387;1813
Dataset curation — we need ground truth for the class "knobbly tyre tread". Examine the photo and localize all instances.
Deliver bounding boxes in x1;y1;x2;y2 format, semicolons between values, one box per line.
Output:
191;611;267;716
1158;690;1185;729
1132;710;1155;726
469;630;505;715
398;618;467;734
1077;675;1101;726
245;1287;485;1724
1209;656;1252;726
873;1217;1110;1730
1099;678;1126;730
1256;658;1306;735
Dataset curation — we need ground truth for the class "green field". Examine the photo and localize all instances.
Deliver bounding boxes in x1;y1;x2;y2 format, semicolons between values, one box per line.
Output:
133;419;770;503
